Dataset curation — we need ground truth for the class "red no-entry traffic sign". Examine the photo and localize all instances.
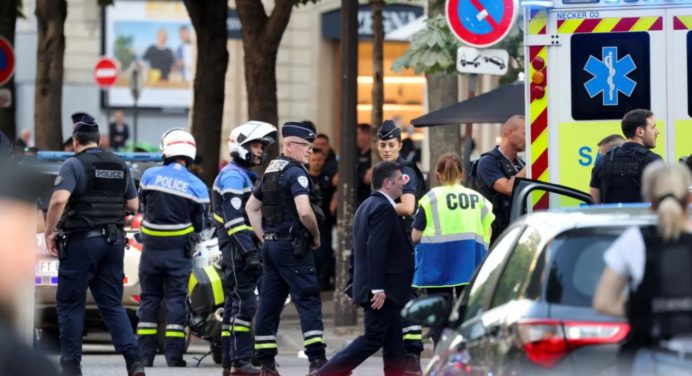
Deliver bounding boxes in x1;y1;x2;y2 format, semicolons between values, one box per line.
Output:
446;0;518;48
0;37;15;87
93;57;119;88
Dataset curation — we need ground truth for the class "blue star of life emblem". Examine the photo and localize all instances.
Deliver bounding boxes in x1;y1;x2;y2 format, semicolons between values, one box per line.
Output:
583;46;637;106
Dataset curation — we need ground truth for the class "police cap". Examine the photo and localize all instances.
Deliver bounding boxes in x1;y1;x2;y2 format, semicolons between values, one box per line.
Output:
281;121;316;142
377;120;401;141
71;112;91;124
73;114;99;134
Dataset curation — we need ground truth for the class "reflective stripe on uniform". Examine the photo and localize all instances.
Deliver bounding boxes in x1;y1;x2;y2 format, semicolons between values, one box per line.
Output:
403;333;423;341
255;334;278;350
228;224;253;236
232;318;252;327
303;330;323;338
402;325;422;333
142;220;192;230
166;324;185;331
213;213;245;229
255;343;278;349
137;321;157;335
141;225;194;237
137;329;157;336
221;330;231;337
255;335;277;341
137;322;157;328
165;331;186;338
419;232;486;245
304;337;324;346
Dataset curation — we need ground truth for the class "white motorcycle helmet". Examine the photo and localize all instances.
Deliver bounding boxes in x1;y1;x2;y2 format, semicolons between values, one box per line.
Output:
228;121;277;165
160;128;197;162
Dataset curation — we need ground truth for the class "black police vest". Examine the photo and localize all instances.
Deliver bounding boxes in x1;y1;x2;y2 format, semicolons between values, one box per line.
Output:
625;227;692;348
399;160;426;233
262;156;323;230
59;149;128;232
600;146;650;203
474;150;524;233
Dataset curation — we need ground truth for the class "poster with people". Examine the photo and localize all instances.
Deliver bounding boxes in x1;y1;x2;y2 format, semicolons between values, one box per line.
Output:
104;1;194;108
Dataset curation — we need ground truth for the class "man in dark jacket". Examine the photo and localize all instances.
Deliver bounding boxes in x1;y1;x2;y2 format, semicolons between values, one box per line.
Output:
314;161;414;376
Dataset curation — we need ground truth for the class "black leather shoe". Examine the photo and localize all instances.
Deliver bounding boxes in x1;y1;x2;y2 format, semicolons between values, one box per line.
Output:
231;359;261;375
142;358;153;367
403;354;422;376
167;359;187;367
308;357;327;374
259;364;280;376
128;361;146;376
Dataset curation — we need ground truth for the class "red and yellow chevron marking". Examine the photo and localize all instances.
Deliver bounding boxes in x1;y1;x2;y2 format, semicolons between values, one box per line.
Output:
557;16;662;34
529;44;549;210
674;16;692;30
528;9;547;35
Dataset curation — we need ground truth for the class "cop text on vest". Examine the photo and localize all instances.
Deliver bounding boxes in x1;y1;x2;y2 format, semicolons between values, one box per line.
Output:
446;193;479;210
154;175;189;192
95;169;125;179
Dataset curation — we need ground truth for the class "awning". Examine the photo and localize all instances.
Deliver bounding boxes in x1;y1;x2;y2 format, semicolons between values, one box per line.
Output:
411;80;525;127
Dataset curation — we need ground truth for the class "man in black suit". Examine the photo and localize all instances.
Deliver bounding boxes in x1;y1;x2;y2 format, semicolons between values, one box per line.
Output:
313;161;414;376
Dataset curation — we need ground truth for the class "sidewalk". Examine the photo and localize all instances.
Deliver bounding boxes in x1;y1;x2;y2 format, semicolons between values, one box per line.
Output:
274;291;435;358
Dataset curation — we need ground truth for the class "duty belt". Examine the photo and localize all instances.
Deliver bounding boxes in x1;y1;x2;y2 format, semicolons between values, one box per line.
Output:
263;232;292;241
68;227;118;241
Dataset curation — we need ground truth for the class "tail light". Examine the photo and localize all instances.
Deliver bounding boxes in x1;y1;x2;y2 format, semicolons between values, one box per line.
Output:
517;319;629;368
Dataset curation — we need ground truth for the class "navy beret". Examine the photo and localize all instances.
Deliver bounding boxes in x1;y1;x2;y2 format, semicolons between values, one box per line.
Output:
73;114;99;134
71;112;90;124
377;120;401;140
281;121;316;142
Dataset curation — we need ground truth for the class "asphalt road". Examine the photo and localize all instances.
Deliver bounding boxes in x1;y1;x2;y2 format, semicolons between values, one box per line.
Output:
50;338;392;376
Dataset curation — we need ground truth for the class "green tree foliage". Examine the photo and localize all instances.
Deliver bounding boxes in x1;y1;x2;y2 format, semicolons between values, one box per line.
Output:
392;15;461;75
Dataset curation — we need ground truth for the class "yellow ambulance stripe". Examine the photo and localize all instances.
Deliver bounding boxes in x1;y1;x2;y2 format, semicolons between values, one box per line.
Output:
528;10;547;35
630;16;658;32
558;19;581;34
592;18;619;33
679;16;692;30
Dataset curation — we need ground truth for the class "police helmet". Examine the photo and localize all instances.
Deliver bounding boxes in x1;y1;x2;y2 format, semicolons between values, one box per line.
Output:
160;128;196;162
228;121;277;165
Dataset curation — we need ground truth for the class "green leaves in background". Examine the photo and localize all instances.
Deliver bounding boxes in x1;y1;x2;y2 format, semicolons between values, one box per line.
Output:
392;15;461;75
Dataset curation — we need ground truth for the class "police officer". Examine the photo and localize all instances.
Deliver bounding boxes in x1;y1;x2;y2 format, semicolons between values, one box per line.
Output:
137;129;209;367
590;109;662;204
44;115;145;376
246;121;328;376
375;120;425;375
213;121;277;375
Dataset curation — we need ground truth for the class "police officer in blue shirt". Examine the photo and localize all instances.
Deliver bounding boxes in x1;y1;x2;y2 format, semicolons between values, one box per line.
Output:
44;115;145;376
375;120;425;376
213;121;277;376
137;129;209;367
246;121;328;376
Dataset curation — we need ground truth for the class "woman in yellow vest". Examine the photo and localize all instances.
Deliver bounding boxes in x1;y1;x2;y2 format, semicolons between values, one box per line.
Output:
411;153;495;299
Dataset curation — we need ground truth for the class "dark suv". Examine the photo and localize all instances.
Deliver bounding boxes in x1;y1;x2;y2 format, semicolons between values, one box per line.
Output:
404;180;660;375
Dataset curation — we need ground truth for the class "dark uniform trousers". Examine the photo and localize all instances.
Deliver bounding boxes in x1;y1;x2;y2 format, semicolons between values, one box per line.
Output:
137;244;191;364
221;244;260;368
254;239;326;364
57;236;141;372
317;300;405;376
402;290;424;356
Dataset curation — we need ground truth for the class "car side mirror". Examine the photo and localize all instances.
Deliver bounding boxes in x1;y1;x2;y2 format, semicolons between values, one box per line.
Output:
401;295;451;327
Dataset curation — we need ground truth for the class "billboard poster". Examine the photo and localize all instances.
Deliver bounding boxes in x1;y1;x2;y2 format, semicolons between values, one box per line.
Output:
104;1;193;108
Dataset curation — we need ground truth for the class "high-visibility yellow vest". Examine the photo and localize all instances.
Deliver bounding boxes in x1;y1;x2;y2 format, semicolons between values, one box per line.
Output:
412;184;494;288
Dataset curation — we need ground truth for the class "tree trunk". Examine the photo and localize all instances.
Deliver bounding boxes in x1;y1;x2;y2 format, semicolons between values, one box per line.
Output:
183;0;228;186
370;0;384;132
34;0;66;150
334;0;359;327
0;0;17;139
426;73;460;186
236;0;294;162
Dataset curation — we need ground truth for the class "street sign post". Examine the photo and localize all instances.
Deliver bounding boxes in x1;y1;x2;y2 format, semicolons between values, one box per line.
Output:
0;37;15;87
457;47;509;75
93;57;119;88
445;0;518;48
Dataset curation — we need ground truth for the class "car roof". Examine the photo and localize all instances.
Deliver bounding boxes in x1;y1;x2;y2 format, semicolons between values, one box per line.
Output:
515;205;659;240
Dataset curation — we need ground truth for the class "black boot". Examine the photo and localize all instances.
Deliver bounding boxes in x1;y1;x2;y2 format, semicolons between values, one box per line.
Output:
231;359;261;375
307;357;327;376
128;361;146;376
259;363;280;376
403;353;422;376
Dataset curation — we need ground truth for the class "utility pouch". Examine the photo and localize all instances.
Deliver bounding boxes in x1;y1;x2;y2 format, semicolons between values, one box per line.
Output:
105;224;119;245
57;229;68;261
290;225;309;257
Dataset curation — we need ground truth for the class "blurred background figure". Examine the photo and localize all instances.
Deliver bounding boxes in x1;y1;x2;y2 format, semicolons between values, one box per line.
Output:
109;110;130;151
0;161;60;375
597;134;626;157
308;148;336;291
176;26;193;82
0;130;13;158
594;161;692;375
15;129;33;150
142;28;175;82
356;123;372;206
312;129;338;179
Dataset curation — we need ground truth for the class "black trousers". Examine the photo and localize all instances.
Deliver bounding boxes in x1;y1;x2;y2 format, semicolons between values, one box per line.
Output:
318;300;405;376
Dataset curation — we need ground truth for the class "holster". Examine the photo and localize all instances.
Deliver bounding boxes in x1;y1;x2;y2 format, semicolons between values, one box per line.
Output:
290;225;309;257
105;224;120;245
57;229;68;261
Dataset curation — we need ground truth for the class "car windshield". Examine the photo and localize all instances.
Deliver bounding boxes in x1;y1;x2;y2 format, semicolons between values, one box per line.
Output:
545;228;624;307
